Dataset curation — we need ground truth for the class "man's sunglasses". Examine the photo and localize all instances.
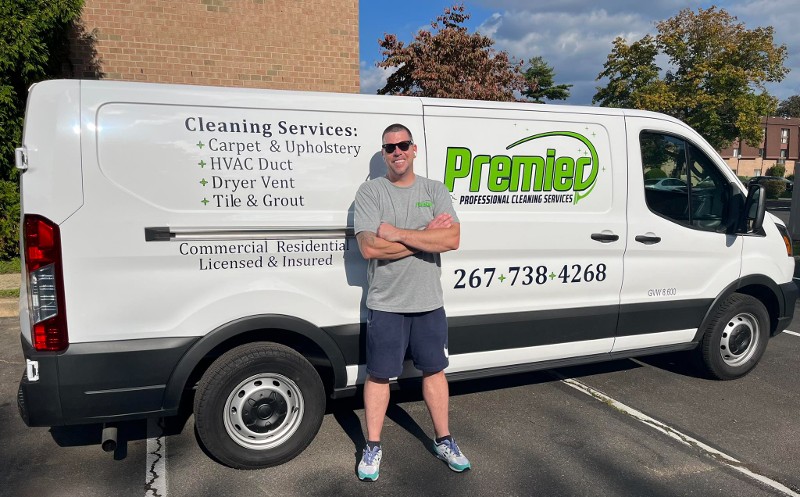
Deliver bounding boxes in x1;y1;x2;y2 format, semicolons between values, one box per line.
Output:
381;140;413;153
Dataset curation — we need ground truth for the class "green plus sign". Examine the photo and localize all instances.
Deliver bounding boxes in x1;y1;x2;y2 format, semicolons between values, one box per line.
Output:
200;178;208;186
197;141;205;149
498;274;506;283
549;272;556;280
198;160;206;168
201;198;209;205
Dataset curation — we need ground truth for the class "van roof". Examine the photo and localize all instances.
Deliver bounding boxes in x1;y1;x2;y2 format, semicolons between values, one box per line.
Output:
418;95;681;123
67;79;683;127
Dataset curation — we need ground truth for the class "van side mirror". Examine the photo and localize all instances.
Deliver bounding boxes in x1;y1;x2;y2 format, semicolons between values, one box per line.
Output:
740;183;765;234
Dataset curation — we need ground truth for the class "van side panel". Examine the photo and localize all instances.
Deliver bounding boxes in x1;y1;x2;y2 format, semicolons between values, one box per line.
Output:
422;103;628;373
20;82;429;424
65;82;425;348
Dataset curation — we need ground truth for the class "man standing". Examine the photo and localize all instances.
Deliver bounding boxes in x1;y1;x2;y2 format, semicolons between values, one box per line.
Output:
353;123;470;481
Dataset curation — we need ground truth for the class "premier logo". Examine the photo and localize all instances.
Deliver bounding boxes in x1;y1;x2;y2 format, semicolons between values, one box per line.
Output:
443;131;600;204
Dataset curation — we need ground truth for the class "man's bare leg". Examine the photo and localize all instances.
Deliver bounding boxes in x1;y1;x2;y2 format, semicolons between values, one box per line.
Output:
422;370;449;438
364;375;390;441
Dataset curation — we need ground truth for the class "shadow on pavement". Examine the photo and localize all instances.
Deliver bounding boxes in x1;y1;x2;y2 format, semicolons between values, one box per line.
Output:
628;350;708;379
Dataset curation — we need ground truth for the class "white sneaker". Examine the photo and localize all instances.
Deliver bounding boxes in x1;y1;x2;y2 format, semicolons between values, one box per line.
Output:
357;445;382;481
434;437;471;472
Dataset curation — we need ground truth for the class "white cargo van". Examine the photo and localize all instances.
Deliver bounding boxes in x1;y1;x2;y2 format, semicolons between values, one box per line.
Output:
16;80;796;469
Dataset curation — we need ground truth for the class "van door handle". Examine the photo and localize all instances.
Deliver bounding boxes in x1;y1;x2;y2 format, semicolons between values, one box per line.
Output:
591;233;619;243
635;234;662;245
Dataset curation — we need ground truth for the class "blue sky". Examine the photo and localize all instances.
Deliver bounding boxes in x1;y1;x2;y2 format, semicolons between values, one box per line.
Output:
359;1;800;106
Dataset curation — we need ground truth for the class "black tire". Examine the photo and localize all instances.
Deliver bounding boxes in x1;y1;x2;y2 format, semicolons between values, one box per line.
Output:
699;293;770;380
193;342;325;469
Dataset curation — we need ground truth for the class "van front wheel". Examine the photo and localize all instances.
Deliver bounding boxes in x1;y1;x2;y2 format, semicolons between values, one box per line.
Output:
194;342;325;469
700;294;770;380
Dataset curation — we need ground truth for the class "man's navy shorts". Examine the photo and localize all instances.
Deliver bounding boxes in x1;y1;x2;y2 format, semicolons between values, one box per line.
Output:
366;307;449;380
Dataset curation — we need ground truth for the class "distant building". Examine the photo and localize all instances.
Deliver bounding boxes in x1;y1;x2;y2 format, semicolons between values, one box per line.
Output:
67;0;359;93
718;117;800;178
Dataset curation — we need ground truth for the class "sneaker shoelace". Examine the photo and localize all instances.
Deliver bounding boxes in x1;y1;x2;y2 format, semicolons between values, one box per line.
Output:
363;445;380;465
443;439;462;457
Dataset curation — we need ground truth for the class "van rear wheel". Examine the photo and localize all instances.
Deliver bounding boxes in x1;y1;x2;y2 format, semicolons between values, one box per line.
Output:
194;342;325;469
699;294;769;380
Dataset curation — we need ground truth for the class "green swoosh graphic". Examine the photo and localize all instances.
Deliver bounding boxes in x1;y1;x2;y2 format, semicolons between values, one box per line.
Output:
506;131;599;204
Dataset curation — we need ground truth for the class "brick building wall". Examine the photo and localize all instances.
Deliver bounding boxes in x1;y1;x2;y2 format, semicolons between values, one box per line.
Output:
719;117;800;178
69;0;359;93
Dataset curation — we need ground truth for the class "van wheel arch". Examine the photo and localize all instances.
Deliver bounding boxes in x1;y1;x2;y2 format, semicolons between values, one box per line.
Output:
162;315;348;412
695;276;782;343
736;284;780;336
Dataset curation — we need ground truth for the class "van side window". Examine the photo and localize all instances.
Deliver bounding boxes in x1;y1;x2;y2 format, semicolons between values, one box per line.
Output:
640;132;732;232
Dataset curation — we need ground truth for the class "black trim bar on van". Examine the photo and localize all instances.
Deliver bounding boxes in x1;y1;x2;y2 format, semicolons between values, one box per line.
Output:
144;226;355;242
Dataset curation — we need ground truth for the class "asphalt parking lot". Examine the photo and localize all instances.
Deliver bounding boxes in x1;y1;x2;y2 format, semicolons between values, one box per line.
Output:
2;206;799;496
2;303;800;497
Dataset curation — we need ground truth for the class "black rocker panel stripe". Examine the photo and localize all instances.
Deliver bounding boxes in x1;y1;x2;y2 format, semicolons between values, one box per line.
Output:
323;299;712;365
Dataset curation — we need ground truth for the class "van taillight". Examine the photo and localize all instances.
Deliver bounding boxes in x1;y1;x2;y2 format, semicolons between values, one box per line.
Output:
23;215;68;351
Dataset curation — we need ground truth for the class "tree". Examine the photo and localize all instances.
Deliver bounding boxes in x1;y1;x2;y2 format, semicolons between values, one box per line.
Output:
522;56;571;103
0;0;84;259
593;35;671;111
593;7;788;150
776;96;800;118
766;164;786;177
377;4;525;101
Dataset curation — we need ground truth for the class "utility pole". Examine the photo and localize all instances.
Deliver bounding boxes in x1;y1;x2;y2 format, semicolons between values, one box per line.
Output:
790;161;800;240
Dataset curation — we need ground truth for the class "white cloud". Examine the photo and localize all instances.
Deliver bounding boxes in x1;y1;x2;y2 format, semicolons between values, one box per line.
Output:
479;9;655;104
359;61;396;95
723;1;800;102
474;2;800;105
360;2;800;105
472;0;686;17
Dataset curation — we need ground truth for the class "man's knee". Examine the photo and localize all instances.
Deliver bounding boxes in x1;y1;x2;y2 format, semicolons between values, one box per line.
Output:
366;375;391;385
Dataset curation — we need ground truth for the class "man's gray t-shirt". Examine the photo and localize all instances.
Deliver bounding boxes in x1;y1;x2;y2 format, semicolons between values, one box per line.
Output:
353;175;459;313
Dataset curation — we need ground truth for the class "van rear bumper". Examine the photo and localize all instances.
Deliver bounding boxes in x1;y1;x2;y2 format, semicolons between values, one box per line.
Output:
17;334;197;427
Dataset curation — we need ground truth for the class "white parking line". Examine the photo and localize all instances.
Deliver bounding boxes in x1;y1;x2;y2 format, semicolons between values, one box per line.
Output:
555;374;800;497
145;417;168;497
783;330;800;337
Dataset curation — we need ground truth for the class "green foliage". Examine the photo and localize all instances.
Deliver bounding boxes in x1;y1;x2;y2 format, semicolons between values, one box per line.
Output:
644;168;667;179
593;7;788;150
0;288;19;298
593;35;667;111
787;174;795;182
1;0;84;180
522;56;571;103
766;164;786;177
0;180;19;259
0;256;20;273
777;96;800;118
762;179;786;199
0;0;84;258
377;4;524;100
738;175;748;185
